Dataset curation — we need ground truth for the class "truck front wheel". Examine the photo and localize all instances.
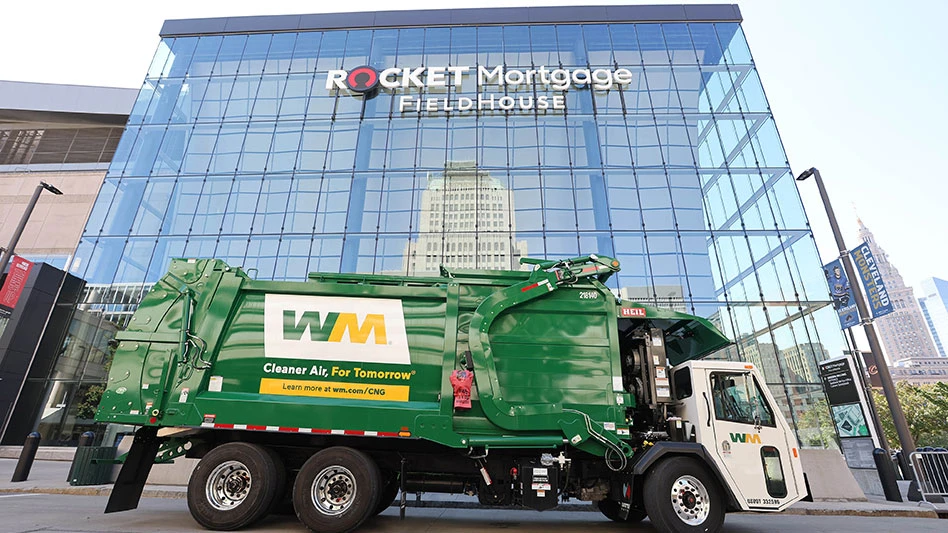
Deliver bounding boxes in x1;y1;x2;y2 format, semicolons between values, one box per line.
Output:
187;442;283;530
643;458;725;533
293;446;382;533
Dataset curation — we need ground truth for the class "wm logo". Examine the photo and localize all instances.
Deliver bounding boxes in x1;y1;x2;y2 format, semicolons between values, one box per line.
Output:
264;294;410;365
284;311;387;344
729;432;762;444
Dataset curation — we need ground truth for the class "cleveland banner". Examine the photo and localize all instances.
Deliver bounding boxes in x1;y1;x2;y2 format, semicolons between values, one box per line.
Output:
823;259;859;329
849;244;894;319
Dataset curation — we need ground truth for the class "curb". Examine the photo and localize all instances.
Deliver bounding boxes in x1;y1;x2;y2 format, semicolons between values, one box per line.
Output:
0;486;186;500
780;507;939;519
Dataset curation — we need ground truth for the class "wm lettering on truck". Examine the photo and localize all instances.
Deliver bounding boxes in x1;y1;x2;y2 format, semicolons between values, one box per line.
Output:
97;254;806;533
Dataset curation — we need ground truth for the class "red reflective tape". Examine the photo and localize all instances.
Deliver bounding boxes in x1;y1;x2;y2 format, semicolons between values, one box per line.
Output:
521;282;540;292
582;266;597;273
209;425;402;437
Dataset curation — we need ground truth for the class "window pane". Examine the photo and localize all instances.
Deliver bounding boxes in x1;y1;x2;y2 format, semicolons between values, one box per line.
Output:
716;23;752;65
661;23;697;64
635;24;669;65
214;35;247;77
239;34;272;75
290;32;321;73
264;32;297;74
710;372;776;426
166;37;199;78
187;36;223;78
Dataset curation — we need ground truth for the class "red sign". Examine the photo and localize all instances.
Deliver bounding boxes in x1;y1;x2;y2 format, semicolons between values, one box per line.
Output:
0;256;34;314
861;352;884;388
620;307;646;318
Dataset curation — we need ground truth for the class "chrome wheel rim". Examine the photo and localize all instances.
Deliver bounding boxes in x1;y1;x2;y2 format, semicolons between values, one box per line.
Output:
311;465;357;515
206;460;252;511
670;474;710;525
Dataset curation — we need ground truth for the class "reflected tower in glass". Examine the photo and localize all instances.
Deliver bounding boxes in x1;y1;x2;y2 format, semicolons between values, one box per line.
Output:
43;5;845;447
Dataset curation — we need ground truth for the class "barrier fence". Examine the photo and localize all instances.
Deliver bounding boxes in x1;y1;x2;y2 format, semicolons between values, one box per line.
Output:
910;451;948;500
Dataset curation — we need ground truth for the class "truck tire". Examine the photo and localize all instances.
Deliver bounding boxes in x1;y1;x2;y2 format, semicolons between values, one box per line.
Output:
187;442;282;531
372;473;400;516
263;446;288;514
596;499;646;523
293;446;382;533
642;458;725;533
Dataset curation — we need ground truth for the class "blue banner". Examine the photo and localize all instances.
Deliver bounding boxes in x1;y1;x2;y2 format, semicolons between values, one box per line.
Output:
824;259;860;329
850;244;894;319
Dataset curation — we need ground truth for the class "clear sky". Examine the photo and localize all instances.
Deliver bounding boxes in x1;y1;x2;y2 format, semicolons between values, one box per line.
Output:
2;0;944;288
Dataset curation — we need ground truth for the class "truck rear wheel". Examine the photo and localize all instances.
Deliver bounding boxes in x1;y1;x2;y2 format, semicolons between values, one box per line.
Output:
372;472;400;516
187;442;283;531
293;446;381;533
596;499;646;523
643;458;725;533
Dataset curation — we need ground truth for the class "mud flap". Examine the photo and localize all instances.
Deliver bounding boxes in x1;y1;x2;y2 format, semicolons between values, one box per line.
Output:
105;426;161;513
610;473;636;519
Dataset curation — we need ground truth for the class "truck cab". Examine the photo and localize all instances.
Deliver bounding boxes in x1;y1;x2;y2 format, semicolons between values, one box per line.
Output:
672;360;806;512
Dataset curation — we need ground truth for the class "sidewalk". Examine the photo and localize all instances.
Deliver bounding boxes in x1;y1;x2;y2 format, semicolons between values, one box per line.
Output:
0;457;184;500
0;458;943;519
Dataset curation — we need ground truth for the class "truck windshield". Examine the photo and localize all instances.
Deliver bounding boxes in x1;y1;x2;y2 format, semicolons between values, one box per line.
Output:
709;372;775;427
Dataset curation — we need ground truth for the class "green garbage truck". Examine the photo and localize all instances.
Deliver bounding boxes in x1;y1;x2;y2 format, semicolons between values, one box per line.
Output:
97;254;805;533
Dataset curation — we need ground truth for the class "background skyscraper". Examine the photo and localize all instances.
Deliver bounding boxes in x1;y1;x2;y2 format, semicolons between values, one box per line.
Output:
917;277;948;358
857;219;937;363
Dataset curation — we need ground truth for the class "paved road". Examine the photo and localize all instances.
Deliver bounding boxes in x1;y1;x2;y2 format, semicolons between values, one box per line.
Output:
0;494;943;533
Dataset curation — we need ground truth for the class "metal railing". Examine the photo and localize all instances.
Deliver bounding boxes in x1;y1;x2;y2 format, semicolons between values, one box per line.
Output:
910;450;948;499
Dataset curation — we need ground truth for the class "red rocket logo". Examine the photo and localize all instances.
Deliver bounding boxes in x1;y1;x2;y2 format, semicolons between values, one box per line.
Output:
346;66;379;93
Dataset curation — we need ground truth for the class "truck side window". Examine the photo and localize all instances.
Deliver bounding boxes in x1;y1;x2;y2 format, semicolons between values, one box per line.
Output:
761;446;788;498
709;372;775;427
673;368;692;400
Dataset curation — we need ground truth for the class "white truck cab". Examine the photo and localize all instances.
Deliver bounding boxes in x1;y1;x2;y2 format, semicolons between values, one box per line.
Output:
672;360;807;512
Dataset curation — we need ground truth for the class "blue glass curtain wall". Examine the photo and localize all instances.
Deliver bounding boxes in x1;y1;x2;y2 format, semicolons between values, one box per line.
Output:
55;21;842;447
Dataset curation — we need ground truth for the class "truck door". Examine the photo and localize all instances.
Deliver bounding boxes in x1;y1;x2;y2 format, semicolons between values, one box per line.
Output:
704;370;796;510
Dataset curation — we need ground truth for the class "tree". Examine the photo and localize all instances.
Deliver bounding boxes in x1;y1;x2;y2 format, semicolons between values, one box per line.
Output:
73;338;116;421
796;398;839;449
872;381;948;449
75;384;104;420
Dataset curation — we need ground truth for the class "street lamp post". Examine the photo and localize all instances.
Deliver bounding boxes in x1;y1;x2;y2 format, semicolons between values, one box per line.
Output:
796;167;916;455
0;181;63;278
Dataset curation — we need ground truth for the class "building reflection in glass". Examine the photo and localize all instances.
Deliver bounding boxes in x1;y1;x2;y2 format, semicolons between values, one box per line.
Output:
403;161;528;275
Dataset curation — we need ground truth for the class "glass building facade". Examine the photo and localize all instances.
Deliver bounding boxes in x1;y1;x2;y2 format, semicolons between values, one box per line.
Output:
34;5;845;447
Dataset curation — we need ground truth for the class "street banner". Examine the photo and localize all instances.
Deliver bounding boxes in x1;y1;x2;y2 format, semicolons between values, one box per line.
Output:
0;256;33;318
818;357;881;469
849;244;894;319
823;259;859;329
